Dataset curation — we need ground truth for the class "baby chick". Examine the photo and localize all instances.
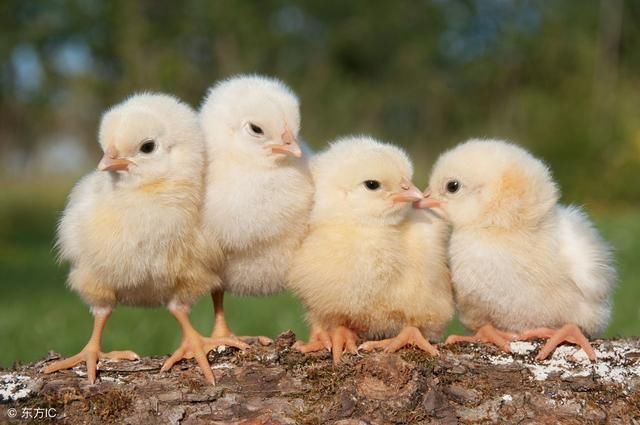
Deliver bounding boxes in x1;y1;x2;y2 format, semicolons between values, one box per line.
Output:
44;93;244;384
199;75;314;344
416;139;616;360
289;136;454;363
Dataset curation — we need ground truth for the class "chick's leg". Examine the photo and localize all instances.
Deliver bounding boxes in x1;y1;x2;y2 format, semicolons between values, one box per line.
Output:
210;290;272;346
445;324;518;352
42;308;139;384
161;304;249;385
520;323;596;361
211;290;233;338
360;326;439;356
296;325;358;364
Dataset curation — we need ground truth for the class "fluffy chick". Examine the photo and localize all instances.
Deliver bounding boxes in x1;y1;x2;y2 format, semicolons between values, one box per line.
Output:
199;75;314;343
417;139;616;360
289;136;454;363
44;93;244;385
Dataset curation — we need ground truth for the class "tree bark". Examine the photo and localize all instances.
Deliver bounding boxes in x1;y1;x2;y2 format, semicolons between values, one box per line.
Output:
1;332;639;424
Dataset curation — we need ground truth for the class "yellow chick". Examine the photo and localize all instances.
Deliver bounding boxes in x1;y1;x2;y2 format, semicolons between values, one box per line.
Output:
417;139;616;360
199;75;314;344
289;136;454;363
44;93;243;385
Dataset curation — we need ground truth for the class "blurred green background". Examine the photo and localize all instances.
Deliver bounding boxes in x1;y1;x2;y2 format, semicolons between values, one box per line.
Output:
1;1;639;368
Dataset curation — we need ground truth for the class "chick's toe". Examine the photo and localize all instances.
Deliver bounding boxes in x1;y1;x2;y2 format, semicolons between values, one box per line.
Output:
360;326;439;356
521;323;596;361
445;324;517;353
294;325;358;364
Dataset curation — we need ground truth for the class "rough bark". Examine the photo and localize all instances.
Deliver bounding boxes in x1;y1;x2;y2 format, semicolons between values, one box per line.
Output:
1;332;639;424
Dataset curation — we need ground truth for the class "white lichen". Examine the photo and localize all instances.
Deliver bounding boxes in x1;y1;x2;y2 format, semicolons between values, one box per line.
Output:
485;340;640;386
212;362;235;370
259;353;278;362
509;341;536;355
99;375;125;384
501;394;513;402
0;374;33;401
487;354;514;365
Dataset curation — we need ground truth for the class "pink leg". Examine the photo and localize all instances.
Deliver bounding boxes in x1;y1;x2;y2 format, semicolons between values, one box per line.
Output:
211;290;272;346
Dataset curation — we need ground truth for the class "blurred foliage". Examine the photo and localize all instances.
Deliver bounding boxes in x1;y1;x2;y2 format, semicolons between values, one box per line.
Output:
1;0;639;202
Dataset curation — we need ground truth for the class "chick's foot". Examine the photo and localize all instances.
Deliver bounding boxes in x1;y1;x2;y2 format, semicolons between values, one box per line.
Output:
42;346;139;384
163;307;249;385
211;290;271;346
445;324;518;352
161;332;247;385
293;324;332;353
42;309;138;384
359;326;439;356
295;325;358;364
520;323;596;361
211;324;272;346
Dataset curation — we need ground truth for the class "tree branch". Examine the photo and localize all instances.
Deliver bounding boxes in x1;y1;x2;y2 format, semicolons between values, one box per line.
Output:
1;332;639;424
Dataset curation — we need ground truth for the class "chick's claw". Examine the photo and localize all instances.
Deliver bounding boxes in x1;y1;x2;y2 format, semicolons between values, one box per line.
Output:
211;328;272;348
43;348;139;384
160;333;235;385
210;295;272;347
222;335;273;347
295;325;358;363
521;323;596;361
182;336;251;359
294;325;333;353
330;326;359;364
314;329;333;351
360;326;439;356
445;324;518;353
293;340;327;353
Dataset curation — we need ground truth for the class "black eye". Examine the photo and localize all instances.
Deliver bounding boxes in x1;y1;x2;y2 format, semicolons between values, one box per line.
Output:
140;140;156;154
364;180;381;191
446;180;460;193
249;123;264;135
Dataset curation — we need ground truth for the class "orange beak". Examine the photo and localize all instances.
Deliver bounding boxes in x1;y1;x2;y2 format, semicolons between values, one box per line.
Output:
390;177;424;204
414;188;445;209
269;128;302;158
98;146;132;172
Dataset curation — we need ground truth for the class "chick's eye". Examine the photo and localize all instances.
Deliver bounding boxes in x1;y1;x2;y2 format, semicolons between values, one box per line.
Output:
364;180;381;191
446;180;460;194
140;140;156;154
249;123;264;135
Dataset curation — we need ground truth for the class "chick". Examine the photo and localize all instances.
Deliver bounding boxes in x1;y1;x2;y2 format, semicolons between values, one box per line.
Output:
43;93;244;385
289;136;454;363
199;75;313;343
416;139;616;360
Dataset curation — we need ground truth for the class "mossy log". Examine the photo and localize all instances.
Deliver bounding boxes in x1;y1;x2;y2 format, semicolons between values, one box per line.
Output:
1;332;639;424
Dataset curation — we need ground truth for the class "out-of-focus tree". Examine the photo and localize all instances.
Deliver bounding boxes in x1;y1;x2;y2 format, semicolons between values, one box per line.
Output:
0;0;638;203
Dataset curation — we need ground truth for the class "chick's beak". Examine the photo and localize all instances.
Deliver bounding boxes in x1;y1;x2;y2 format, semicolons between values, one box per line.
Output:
391;177;424;204
414;188;444;209
269;128;302;158
98;146;132;172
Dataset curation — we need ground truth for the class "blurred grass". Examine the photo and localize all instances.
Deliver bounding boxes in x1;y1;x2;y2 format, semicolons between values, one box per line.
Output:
0;179;638;367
